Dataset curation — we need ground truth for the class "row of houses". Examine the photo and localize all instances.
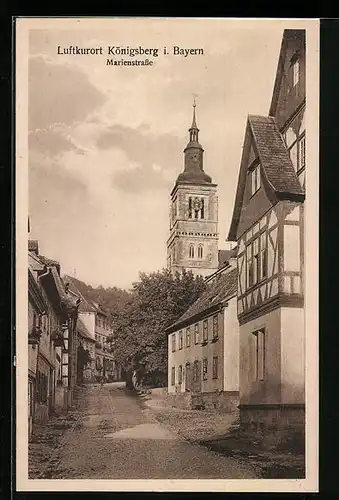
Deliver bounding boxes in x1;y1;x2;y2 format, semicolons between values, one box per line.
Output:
166;29;306;434
28;237;120;437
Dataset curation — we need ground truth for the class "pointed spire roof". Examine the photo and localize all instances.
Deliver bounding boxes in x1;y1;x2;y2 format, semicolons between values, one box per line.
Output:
190;97;198;130
184;98;203;151
174;99;214;188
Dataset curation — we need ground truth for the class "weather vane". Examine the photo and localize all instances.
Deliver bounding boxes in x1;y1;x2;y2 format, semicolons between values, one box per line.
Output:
192;93;198;107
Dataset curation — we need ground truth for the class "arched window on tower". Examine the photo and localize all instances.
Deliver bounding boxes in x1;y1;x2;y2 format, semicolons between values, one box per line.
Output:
198;245;203;259
188;197;205;220
189;244;194;259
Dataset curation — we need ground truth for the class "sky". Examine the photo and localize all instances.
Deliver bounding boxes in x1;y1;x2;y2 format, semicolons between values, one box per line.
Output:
28;18;289;290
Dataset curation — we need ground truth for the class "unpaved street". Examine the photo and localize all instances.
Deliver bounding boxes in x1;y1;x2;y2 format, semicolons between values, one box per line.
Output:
29;383;259;479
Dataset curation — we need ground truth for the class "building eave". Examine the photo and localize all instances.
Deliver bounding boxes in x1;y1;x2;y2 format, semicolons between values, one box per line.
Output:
165;302;223;335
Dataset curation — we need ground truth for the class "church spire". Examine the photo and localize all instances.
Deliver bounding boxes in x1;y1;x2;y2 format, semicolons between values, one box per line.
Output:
189;96;199;142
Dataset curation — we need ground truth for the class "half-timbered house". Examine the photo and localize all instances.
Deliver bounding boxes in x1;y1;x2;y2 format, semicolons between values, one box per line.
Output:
227;29;306;432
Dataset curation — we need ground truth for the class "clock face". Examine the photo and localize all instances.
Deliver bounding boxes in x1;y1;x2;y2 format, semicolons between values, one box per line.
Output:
189;152;199;162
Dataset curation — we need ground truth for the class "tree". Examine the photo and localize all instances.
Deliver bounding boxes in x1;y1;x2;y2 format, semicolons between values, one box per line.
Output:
109;268;206;387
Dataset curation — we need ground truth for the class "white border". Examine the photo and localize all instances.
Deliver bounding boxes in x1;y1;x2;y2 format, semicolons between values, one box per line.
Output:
16;17;319;492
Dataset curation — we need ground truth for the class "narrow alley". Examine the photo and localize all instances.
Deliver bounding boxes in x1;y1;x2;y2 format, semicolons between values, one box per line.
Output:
29;383;258;480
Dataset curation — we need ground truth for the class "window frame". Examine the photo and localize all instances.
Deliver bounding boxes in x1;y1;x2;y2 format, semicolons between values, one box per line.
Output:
202;358;208;381
186;327;191;347
171;333;176;352
194;323;199;344
178;365;183;384
253;329;266;381
189;244;195;259
292;57;300;87
202;319;208;342
249;163;261;197
179;330;183;350
246;232;268;290
287;131;306;174
171;366;176;386
188;196;205;220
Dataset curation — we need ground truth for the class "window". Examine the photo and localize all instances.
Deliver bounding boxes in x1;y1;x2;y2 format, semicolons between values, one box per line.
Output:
253;329;265;381
292;58;300;87
194;323;199;344
36;370;48;404
171;333;176;352
171;366;175;386
259;233;268;280
212;315;219;338
246;233;268;289
179;330;183;350
202;358;208;380
250;164;261;196
198;245;203;259
212;356;218;379
178;365;183;384
185;362;191;390
193;361;199;382
189;244;195;259
186;327;191;347
188;197;205;220
298;134;306;169
203;319;208;342
288;132;306;174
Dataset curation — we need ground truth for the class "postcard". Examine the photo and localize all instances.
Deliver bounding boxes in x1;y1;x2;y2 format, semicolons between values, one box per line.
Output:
16;17;319;492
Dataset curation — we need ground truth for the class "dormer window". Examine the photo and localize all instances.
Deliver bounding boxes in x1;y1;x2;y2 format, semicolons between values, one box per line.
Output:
292;58;300;87
250;163;261;196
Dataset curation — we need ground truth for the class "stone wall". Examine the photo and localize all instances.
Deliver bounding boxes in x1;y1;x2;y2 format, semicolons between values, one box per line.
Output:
167;390;239;413
239;404;305;432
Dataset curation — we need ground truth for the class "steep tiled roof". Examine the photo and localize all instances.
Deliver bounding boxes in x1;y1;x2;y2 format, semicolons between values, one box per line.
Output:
218;248;237;268
166;267;237;333
228;115;304;241
249;115;304;196
38;255;61;275
63;275;97;313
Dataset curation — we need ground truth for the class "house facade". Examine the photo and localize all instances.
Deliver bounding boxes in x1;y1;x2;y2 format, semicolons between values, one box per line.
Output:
227;29;306;432
64;276;120;382
166;253;239;412
76;317;96;383
28;241;79;435
167;102;219;278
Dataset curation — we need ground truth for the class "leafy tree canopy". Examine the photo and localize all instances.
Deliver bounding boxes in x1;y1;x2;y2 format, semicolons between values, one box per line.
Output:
110;268;206;382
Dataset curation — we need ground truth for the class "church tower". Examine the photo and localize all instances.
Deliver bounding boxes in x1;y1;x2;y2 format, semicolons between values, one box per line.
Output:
167;101;219;278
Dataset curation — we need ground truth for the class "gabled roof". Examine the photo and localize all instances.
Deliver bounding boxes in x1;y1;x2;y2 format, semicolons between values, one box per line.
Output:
218;248;237;268
228;114;304;241
38;254;61;275
63;275;97;313
165;267;237;334
269;29;306;117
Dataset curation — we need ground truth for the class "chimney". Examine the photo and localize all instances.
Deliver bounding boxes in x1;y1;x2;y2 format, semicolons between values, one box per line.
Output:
28;239;39;255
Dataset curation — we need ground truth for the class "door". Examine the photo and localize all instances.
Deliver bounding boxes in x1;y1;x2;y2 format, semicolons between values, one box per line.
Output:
185;363;191;391
192;360;202;393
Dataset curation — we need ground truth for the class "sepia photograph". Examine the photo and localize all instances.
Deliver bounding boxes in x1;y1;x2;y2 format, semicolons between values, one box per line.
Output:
16;17;319;492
